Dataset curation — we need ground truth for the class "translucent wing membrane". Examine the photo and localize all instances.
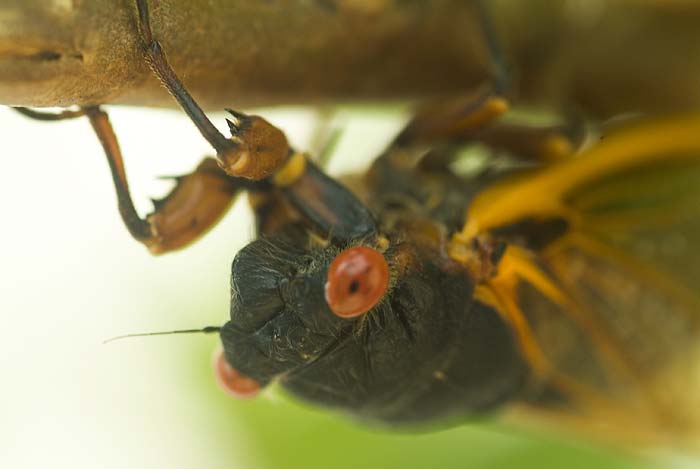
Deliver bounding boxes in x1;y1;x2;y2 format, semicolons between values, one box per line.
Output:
468;116;700;446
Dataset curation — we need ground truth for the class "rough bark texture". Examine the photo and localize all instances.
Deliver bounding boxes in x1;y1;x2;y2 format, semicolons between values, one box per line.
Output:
1;0;699;117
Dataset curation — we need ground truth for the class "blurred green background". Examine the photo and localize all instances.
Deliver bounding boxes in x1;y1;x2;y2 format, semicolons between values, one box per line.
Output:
0;106;694;469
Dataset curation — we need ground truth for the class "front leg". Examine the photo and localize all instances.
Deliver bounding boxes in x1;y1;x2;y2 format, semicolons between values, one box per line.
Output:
134;0;289;180
86;107;244;254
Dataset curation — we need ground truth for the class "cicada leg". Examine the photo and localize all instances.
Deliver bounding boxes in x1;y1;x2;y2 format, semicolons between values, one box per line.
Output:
470;119;586;163
133;0;290;180
394;89;510;147
85;106;244;254
392;0;510;146
13;107;87;121
392;92;586;164
389;0;585;166
14;105;256;254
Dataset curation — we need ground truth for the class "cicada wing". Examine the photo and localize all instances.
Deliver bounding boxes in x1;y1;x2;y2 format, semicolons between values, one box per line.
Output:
466;115;700;446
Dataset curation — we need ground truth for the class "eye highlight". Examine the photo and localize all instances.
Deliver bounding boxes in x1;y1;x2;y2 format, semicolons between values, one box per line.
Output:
325;246;389;318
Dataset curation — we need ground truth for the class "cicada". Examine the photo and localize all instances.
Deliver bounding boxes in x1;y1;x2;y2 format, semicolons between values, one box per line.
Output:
199;112;699;446
11;0;700;449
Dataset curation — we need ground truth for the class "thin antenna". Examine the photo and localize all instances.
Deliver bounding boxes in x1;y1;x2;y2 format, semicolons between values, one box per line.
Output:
103;326;221;344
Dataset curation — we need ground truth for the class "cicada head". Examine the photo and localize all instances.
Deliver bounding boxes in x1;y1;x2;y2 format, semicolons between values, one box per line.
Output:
218;224;526;425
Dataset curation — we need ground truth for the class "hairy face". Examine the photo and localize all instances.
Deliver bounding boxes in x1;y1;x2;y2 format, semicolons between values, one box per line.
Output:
217;225;525;425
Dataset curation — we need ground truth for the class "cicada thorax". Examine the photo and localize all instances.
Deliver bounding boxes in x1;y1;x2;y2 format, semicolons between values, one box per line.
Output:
219;218;527;425
276;234;527;425
266;146;529;424
212;139;532;425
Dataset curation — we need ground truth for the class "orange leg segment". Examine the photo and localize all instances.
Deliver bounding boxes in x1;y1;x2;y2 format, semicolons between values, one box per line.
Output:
86;107;242;254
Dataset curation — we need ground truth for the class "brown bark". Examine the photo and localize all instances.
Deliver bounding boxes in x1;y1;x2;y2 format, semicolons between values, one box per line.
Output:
1;0;699;117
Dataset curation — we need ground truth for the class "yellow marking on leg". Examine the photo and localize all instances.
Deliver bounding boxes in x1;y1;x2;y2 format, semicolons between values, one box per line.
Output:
541;135;574;162
273;152;307;187
450;96;509;133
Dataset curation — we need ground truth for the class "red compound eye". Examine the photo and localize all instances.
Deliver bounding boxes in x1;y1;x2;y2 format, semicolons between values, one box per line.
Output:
325;246;389;318
213;349;261;399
